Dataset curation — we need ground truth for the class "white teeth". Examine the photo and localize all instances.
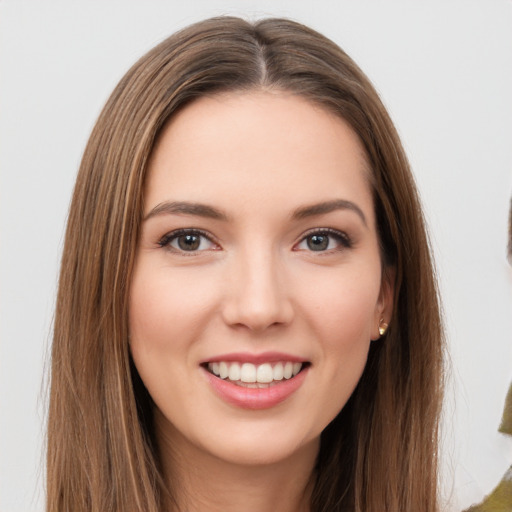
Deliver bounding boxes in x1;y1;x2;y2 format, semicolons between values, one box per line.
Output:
240;363;257;383
256;363;273;383
228;362;240;381
219;362;229;379
273;362;284;380
207;361;304;383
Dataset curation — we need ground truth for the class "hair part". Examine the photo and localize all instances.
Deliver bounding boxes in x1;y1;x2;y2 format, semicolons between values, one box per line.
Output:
47;16;444;512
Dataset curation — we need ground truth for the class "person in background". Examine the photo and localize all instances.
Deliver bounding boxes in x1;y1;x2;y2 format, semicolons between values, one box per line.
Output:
465;200;512;512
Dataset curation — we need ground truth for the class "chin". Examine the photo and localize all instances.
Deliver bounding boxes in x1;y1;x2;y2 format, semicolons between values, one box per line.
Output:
202;432;320;468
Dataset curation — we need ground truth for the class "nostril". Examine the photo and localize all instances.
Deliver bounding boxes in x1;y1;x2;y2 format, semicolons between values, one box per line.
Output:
221;299;294;332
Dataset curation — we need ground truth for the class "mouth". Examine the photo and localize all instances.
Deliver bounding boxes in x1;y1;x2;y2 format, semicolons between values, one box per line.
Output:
201;356;311;409
204;361;309;388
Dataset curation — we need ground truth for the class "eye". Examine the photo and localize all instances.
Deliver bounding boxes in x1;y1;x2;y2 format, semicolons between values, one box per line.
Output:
295;229;351;252
158;229;219;253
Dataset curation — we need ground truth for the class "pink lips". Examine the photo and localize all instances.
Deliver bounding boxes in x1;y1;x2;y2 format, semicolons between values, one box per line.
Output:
201;352;309;410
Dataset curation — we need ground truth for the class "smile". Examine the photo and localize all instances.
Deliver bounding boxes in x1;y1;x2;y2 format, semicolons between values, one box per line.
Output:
207;361;303;388
202;357;310;410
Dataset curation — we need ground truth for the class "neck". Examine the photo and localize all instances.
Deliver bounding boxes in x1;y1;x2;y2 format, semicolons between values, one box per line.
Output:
155;413;318;512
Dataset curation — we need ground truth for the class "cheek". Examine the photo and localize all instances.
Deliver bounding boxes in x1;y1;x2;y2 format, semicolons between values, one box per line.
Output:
128;264;218;409
301;266;381;347
129;264;217;353
128;274;176;391
309;271;380;410
288;269;380;433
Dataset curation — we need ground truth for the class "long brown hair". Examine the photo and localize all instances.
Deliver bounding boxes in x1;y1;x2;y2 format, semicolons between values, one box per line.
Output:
47;16;444;512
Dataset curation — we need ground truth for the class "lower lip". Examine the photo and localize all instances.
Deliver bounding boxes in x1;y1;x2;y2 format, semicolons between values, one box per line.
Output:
203;366;309;410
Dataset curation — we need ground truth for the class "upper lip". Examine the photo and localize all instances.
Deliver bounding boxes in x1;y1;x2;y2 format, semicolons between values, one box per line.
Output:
201;351;308;365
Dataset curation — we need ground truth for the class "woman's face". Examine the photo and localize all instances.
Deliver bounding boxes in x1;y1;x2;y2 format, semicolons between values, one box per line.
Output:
129;91;392;467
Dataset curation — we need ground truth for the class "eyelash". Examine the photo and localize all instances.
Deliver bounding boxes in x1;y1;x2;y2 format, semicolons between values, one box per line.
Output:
158;229;218;254
295;228;352;253
157;228;352;254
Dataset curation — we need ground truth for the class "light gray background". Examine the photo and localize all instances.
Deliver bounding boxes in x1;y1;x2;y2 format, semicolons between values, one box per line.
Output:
1;1;511;511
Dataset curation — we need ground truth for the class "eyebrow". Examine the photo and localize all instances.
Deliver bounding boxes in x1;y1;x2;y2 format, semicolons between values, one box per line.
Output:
143;198;367;226
292;199;367;226
143;201;229;222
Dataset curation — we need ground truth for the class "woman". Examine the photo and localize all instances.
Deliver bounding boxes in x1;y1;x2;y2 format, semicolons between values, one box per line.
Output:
47;16;444;512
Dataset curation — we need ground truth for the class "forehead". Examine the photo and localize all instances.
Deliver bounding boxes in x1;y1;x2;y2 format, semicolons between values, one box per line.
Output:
145;91;374;222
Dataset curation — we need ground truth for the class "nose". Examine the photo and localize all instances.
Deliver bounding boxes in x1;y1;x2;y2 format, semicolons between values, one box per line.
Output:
221;248;294;332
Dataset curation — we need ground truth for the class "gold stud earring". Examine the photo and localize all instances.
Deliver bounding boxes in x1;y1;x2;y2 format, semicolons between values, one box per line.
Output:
378;318;389;337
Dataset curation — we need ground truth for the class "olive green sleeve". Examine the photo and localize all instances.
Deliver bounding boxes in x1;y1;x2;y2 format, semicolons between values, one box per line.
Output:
499;382;512;436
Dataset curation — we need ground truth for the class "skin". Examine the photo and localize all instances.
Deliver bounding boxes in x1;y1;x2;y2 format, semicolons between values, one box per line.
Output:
129;91;394;512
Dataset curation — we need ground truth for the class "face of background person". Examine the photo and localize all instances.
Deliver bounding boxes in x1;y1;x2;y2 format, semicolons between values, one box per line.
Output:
128;91;393;468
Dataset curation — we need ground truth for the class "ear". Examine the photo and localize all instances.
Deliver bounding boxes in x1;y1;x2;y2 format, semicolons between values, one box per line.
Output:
371;266;396;341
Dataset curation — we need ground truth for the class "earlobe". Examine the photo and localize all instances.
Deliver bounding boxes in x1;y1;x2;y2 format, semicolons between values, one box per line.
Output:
372;266;395;340
378;319;389;337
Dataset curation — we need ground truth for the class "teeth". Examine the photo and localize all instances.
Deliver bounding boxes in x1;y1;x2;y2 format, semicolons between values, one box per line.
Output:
207;361;304;383
228;362;240;381
283;362;293;379
273;362;284;380
256;363;273;383
240;363;256;383
219;362;229;379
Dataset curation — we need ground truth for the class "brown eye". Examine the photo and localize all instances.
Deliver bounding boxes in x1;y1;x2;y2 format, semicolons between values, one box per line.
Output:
176;234;201;251
307;234;329;251
159;229;218;253
295;229;352;253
